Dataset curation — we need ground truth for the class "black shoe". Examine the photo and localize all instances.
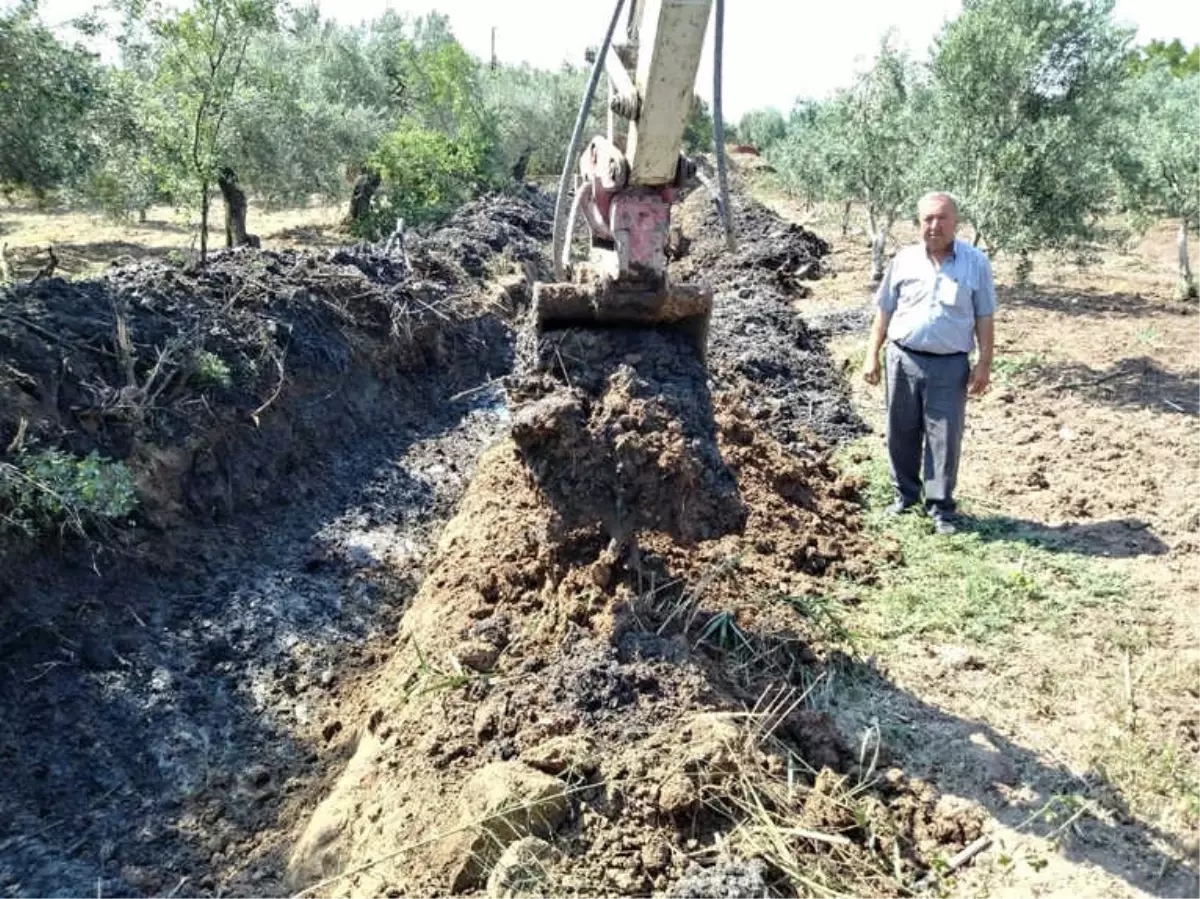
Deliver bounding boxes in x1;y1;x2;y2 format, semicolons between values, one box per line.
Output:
885;499;917;516
932;515;958;536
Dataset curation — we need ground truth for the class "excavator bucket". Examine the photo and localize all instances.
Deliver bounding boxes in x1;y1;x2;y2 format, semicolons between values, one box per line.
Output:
531;276;712;363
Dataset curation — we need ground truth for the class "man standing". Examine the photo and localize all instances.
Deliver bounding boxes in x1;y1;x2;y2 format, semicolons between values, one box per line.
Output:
862;192;995;535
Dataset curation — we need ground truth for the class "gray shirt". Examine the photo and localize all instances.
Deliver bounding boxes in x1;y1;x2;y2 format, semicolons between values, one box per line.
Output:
874;238;996;355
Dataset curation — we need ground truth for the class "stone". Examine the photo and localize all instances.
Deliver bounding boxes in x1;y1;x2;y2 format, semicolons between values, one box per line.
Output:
656;774;698;815
486;836;563;898
443;762;571;891
456;639;501;672
521;735;597;777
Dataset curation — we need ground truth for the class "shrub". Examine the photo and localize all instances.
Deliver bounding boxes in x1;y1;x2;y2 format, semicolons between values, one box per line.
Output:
0;449;138;538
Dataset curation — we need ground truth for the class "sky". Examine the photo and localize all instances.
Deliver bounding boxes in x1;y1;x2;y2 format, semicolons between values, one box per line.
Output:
25;0;1200;120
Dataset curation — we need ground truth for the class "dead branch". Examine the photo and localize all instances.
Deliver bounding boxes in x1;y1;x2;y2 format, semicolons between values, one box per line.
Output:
914;834;993;891
250;351;286;427
1052;369;1131;391
5;416;28;455
0;312;118;359
111;301;138;388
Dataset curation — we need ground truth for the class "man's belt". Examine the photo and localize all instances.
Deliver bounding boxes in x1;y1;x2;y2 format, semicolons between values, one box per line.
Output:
892;341;967;358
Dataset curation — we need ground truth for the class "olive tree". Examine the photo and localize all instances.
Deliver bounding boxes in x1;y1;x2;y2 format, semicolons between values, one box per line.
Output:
930;0;1132;271
0;2;104;200
1114;66;1200;297
149;0;278;258
771;39;930;283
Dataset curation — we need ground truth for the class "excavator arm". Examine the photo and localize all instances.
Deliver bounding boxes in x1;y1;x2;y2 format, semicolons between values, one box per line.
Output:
533;0;721;361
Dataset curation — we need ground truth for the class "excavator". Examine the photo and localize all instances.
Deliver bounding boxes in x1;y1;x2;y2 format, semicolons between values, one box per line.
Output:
533;0;734;361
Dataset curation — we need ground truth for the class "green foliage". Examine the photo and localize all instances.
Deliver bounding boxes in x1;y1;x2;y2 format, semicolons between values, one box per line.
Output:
70;67;164;217
193;350;233;388
929;0;1132;255
1127;38;1199;77
0;2;104;198
738;107;786;151
147;0;278;252
359;122;482;235
682;95;714;154
1113;68;1199;229
0;450;137;538
770;36;930;278
483;62;600;179
217;6;389;209
1114;60;1198;294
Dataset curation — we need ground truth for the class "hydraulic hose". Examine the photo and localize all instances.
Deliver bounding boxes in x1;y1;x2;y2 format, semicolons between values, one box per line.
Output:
551;0;627;280
711;0;735;250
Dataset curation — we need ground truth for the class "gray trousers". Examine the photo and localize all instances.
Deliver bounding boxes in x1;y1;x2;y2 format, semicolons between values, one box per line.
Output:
885;343;969;516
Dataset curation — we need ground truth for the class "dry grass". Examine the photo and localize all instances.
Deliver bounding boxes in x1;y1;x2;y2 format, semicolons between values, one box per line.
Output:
0;201;347;280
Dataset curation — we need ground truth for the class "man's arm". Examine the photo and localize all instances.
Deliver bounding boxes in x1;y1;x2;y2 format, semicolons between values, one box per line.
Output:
863;261;897;386
969;315;994;396
862;308;893;385
968;254;997;396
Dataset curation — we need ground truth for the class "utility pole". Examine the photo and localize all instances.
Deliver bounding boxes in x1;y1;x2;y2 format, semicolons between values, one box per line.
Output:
490;26;497;69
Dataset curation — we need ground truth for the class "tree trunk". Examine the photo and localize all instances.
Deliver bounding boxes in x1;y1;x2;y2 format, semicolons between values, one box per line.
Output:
1178;219;1197;299
869;213;892;287
511;149;531;183
841;200;852;236
138;207;148;224
218;167;250;248
348;169;381;229
200;181;209;262
1015;249;1032;285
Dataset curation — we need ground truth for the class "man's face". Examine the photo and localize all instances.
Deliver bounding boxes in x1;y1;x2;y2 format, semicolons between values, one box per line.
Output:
920;198;957;253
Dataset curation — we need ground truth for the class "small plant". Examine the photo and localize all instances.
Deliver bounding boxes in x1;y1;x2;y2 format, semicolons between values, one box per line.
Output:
193;350;233;388
990;352;1045;386
165;248;188;267
0;449;137;538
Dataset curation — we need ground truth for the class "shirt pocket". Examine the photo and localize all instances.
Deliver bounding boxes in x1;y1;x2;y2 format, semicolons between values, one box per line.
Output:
940;275;975;318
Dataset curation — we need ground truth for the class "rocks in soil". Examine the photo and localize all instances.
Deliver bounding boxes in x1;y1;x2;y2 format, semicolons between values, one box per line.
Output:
440;762;572;891
666;858;770;898
486;836;564;899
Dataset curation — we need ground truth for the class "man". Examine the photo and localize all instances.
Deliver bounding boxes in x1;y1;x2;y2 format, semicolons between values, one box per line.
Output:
862;192;995;536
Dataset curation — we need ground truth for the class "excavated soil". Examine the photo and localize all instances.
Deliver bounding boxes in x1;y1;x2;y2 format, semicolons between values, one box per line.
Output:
284;186;979;897
4;177;980;899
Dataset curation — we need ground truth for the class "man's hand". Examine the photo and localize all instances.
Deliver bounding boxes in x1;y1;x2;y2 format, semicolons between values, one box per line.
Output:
968;363;991;396
862;353;881;386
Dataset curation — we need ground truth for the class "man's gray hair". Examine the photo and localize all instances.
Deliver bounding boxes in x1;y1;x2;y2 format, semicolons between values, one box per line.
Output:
918;191;959;215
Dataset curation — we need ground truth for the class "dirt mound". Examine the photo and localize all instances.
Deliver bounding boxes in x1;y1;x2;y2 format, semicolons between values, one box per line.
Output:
0;190;552;899
675;179;864;450
285;191;974;898
286;414;977;898
0;187;550;556
510;327;746;544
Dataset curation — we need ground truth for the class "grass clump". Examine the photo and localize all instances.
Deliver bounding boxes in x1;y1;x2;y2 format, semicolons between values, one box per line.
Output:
839;442;1126;646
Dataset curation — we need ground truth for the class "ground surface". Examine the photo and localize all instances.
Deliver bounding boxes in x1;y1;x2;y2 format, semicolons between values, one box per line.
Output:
0;202;346;281
0;169;1196;899
750;171;1199;897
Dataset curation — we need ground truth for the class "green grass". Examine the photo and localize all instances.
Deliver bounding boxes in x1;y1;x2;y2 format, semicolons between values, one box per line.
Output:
990;351;1047;386
839;442;1127;647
